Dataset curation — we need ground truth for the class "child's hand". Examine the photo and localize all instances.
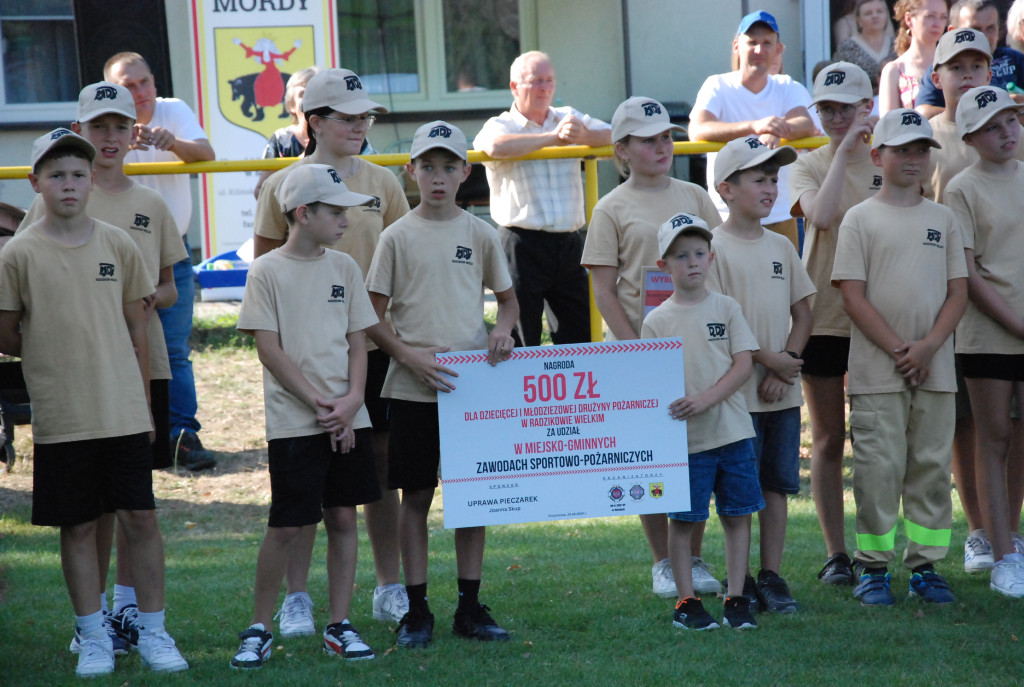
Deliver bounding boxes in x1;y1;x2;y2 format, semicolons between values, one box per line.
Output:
329;426;356;454
487;329;515;366
840;113;874;154
758;375;789;404
402;346;458;392
763;350;801;382
894;340;937;386
316;395;362;433
668;393;710;420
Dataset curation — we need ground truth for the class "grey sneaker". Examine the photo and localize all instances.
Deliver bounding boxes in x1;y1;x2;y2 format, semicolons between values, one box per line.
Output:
1012;532;1024;556
965;530;995;573
651;558;677;598
75;635;114;677
137;629;188;672
991;553;1024;598
373;584;409;623
275;591;315;637
691;556;722;595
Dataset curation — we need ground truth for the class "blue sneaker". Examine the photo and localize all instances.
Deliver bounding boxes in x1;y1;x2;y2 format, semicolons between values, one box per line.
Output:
853;570;894;606
908;569;954;604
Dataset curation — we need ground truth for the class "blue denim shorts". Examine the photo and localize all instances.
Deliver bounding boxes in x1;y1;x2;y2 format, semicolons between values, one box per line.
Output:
751;407;802;495
668;438;764;522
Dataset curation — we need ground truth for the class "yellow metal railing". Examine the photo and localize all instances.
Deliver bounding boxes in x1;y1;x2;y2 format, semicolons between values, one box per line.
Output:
0;137;828;342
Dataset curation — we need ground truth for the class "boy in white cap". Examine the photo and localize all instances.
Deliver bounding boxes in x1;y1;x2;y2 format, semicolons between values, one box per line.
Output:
0;130;187;676
582;96;722;600
944;85;1024;596
19;82;187;655
708;136;814;614
232;164;381;668
790;61;879;587
641;213;761;632
253;67;411;636
832;109;968;606
365;121;518;648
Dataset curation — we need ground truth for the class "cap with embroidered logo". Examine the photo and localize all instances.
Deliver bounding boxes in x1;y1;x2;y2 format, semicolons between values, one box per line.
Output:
78;81;136;122
410;120;468;160
871;108;941;149
811;61;872;105
30;128;96;173
301;68;387;114
276;163;375;213
956;86;1024;138
611;97;684;142
658;213;713;257
737;10;779;36
934;28;991;67
713;136;797;189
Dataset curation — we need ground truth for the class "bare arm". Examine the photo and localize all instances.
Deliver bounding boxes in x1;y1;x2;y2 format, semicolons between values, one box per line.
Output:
252;329;323;410
590;265;638;341
133;124;215;163
797;115;873;229
0;310;21;356
315;330;367;452
754;297;813;403
668;350;753;420
477;130;561;158
878;61;902;115
916;103;944;119
364;291;458;392
689;106;812;145
153;265;177;309
891;277;967;386
839;279;905;363
254;234;285;258
487;287;519;365
124;299;151;407
963;248;1024;339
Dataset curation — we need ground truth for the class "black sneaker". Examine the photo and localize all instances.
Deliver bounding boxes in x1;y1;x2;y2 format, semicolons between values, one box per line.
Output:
230;624;273;669
722;596;757;630
755;570;799;614
396;611;434;648
672;597;719;631
173;431;217;471
452;603;510;641
818;552;855;585
721;574;761;613
111;604;139;650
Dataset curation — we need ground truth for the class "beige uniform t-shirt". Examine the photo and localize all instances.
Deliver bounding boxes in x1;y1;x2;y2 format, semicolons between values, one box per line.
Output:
924;114;1024;203
945;163;1024;355
789;145;881;337
582;179;721;336
365;210;513;403
238;248;379;440
641;291;758;454
708;229;816;412
831;197;967;394
0;221;154;442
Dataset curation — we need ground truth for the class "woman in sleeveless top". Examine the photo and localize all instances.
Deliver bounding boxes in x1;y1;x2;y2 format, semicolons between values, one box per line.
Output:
878;0;947;113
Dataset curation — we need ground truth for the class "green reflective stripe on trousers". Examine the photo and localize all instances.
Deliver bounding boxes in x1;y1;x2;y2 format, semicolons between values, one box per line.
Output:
904;519;951;547
857;525;897;552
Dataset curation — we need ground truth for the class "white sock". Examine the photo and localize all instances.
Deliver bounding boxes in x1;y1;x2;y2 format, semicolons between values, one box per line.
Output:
99;593;109;614
77;610;105;639
113;585;137;614
137;609;165;638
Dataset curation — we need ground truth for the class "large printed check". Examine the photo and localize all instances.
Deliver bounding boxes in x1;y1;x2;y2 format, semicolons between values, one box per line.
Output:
436;339;690;528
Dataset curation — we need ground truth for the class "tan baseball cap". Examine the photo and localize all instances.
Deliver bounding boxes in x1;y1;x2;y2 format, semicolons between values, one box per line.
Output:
301;68;387;114
276;163;376;213
611;97;683;142
811;62;872;106
658;213;713;257
30;128;96;173
934;28;991;67
871;108;941;150
957;86;1024;138
713;136;797;188
78;81;136;122
410;120;468;160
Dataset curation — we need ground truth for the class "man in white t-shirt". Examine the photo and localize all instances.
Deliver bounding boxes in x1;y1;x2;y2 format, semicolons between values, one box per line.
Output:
688;10;815;251
105;52;217;471
474;51;611;347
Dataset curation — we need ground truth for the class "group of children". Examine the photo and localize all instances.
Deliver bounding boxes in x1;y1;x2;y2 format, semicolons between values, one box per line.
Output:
10;27;1024;677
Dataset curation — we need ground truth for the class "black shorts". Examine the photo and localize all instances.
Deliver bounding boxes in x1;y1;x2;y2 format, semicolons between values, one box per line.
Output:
150;379;171;470
365;349;391;432
32;433;155;527
800;335;850;378
387;400;440;491
959;353;1024;382
267;429;381;527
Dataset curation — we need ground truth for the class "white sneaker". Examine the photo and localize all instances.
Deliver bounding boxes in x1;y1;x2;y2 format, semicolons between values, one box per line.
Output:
75;636;114;677
691;556;723;595
652;558;677;598
372;584;409;623
965;530;995;573
991;553;1024;598
275;591;315;637
137;629;189;672
1012;532;1024;556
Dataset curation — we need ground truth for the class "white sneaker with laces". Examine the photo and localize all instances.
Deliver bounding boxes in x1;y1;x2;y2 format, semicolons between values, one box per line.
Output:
137;629;189;672
275;591;315;637
651;558;677;598
991;553;1024;598
965;530;995;573
691;556;723;595
372;584;409;623
1012;532;1024;556
75;636;114;677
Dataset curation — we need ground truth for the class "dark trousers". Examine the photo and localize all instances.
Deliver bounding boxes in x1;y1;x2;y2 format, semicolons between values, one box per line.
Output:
501;226;591;347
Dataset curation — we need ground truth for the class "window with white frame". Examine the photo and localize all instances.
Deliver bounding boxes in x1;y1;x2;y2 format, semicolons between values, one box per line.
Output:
0;0;79;124
337;0;534;112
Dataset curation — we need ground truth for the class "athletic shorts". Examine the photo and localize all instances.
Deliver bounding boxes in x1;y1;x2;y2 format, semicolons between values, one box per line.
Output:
667;438;764;522
267;429;381;527
150;379;171;470
959;353;1024;382
800;335;849;378
387;400;440;491
32;432;155;527
365;349;391;432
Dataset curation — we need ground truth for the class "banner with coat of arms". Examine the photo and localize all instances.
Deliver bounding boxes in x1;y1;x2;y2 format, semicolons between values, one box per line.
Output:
189;1;337;259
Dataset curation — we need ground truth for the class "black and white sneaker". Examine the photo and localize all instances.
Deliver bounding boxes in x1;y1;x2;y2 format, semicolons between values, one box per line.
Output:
111;604;140;651
722;596;757;630
230;624;273;669
70;612;129;656
323;621;374;660
672;597;719;631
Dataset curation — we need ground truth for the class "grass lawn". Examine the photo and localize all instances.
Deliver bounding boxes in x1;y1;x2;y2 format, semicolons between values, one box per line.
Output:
2;309;1023;686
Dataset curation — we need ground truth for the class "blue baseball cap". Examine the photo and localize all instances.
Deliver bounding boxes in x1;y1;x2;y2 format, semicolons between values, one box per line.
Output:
737;10;779;36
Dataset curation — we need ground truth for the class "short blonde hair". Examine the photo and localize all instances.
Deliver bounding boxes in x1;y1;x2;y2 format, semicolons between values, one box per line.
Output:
103;52;151;80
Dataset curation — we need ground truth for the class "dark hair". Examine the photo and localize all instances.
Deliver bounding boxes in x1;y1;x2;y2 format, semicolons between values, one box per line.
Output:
302;106;335;156
283;201;322;225
724;161;782;186
34;147;92;173
411;148;466;166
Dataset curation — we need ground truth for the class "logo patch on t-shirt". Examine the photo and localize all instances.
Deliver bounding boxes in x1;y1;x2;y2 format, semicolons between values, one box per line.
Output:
872;175;882;188
329;284;345;302
97;262;116;281
924;228;943;248
452;245;473;265
706;322;728;341
361;195;382;212
132;213;151;233
771;261;785;280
